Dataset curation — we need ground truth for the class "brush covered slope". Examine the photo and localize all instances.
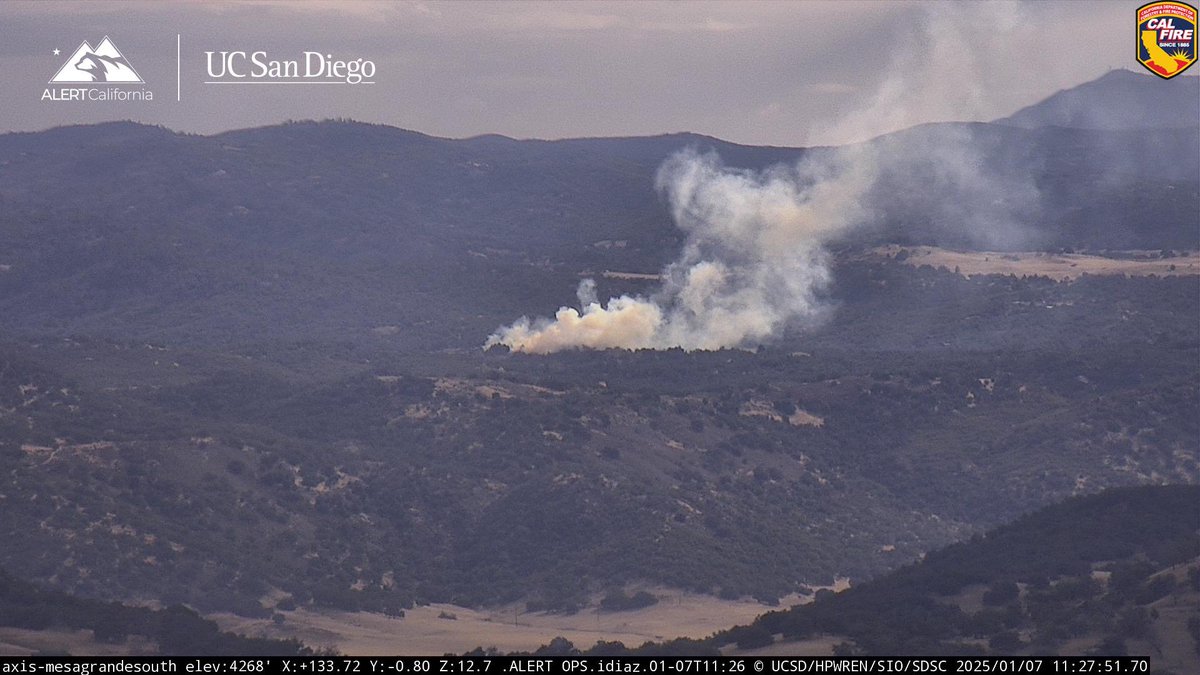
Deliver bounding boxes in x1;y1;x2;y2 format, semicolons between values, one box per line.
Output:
534;485;1200;670
0;566;314;655
0;96;1195;350
713;485;1200;667
1;262;1195;613
0;70;1196;616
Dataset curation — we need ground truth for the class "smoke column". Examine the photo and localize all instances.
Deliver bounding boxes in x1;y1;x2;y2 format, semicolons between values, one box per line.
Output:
484;4;1041;354
485;146;875;353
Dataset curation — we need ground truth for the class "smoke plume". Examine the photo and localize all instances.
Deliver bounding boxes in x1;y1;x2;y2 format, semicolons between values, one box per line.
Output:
485;146;875;353
485;4;1043;354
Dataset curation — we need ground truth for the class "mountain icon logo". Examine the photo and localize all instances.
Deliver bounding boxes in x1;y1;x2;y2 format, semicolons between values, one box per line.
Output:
49;36;144;83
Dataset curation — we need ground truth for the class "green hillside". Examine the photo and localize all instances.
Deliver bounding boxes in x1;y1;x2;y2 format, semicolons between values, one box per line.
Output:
720;485;1200;664
0;70;1196;622
0;566;314;655
539;487;1200;670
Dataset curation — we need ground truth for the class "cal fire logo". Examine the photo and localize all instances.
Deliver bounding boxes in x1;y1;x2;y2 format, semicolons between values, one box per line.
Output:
1136;2;1197;79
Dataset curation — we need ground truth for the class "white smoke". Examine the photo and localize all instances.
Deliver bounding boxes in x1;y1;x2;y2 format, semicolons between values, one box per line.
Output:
484;3;1043;354
485;145;876;353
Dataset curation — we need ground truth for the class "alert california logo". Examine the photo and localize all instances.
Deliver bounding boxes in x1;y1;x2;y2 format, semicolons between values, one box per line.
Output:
42;35;153;103
1136;1;1197;79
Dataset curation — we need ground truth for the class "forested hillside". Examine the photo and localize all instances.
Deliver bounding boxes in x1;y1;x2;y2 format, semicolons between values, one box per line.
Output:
532;486;1200;671
0;70;1195;621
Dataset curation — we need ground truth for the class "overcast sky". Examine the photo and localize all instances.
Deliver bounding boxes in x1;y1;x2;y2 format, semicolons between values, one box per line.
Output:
0;1;1175;146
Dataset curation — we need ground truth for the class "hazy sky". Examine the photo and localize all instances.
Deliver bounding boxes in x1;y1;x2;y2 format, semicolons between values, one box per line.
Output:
0;1;1169;146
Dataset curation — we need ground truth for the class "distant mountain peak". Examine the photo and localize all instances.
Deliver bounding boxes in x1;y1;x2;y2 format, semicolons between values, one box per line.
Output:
997;68;1200;130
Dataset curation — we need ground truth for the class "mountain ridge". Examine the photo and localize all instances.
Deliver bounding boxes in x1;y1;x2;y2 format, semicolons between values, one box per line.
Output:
0;69;1195;622
529;485;1200;664
998;69;1200;130
0;116;1194;349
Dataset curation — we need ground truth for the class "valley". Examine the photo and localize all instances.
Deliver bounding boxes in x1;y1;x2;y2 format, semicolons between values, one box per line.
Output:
211;587;841;656
0;68;1195;658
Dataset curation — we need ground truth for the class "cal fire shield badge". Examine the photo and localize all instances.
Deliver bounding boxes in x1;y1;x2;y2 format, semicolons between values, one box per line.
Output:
1137;2;1197;78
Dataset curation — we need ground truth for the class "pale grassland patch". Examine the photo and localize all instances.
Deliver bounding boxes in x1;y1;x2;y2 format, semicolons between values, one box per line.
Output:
739;400;782;423
211;588;828;656
875;245;1200;280
788;409;824;428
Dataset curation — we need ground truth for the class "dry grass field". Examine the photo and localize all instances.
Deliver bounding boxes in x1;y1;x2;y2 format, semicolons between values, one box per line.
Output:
873;246;1200;280
213;585;847;656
